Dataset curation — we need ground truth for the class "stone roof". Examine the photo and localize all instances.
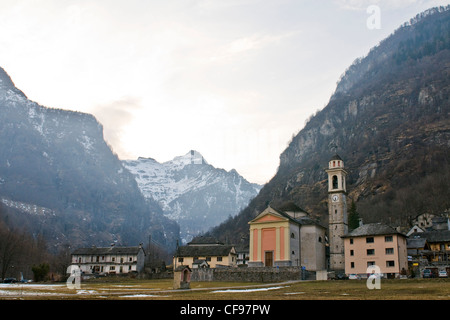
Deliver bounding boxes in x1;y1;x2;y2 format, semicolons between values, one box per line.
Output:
330;154;343;161
276;201;307;214
72;245;144;255
343;223;404;238
175;245;235;257
409;230;450;243
188;236;224;246
406;238;428;249
270;206;326;229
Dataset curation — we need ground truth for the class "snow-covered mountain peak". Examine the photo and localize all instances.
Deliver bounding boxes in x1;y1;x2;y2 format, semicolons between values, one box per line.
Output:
169;150;208;168
122;150;262;243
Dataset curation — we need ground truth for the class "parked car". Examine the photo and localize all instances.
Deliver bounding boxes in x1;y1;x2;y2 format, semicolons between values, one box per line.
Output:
438;270;448;278
3;278;17;283
423;269;434;278
349;274;361;280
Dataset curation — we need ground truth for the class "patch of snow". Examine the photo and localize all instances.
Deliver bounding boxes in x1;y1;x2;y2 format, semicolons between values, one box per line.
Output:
0;198;56;216
119;294;170;298
211;286;286;293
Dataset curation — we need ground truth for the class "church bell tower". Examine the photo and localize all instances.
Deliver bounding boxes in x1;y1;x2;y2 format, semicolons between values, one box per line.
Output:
325;154;348;272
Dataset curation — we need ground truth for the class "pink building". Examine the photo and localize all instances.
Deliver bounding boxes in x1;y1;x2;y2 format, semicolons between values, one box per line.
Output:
343;223;408;278
248;204;326;271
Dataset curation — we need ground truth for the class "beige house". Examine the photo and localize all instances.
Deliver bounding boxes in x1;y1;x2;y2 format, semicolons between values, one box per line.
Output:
248;203;326;271
343;223;408;278
173;236;237;269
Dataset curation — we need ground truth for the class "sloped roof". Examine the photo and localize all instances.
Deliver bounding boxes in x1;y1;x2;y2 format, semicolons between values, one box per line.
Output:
407;238;428;249
330;154;343;161
409;230;450;243
249;205;325;229
343;223;405;238
276;201;308;214
175;245;235;257
188;236;224;245
72;246;143;255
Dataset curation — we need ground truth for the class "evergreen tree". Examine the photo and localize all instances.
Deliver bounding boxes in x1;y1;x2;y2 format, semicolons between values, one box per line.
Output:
348;200;361;231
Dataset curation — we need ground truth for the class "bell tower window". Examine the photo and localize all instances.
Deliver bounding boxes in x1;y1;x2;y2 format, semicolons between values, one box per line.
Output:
332;175;338;189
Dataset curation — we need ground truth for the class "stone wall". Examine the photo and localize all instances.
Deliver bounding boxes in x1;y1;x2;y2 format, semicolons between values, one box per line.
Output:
191;267;316;282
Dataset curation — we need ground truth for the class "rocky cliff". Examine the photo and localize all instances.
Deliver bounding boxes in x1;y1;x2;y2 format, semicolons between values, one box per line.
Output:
0;67;179;251
208;7;450;243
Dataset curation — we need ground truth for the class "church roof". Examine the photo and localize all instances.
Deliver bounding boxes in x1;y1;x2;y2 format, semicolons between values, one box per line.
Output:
330;154;343;161
276;201;307;213
250;205;326;229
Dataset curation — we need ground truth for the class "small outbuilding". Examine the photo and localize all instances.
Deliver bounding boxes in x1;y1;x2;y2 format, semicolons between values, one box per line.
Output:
173;265;192;290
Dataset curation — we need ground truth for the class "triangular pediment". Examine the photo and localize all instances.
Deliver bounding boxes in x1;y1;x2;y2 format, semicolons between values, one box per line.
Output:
249;206;289;224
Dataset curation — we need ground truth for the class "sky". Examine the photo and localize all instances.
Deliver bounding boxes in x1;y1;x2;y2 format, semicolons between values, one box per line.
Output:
0;0;448;184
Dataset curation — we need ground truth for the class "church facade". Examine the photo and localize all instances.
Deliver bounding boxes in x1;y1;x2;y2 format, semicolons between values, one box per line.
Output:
248;204;327;271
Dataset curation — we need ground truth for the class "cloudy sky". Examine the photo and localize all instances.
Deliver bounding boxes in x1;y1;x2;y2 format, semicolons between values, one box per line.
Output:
0;0;448;184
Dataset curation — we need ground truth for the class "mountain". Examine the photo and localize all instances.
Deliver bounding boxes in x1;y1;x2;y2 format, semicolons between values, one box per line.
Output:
0;67;179;252
122;150;262;243
208;7;450;243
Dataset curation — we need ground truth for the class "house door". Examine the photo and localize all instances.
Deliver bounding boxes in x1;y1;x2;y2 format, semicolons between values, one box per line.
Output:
265;251;273;267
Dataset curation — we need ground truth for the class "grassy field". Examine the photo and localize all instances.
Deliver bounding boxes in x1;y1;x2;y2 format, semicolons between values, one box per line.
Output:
1;277;449;300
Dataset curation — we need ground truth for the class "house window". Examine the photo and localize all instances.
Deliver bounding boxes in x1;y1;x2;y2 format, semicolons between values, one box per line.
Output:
178;257;184;263
366;237;374;243
112;257;115;262
350;250;354;256
350;238;353;244
385;236;393;242
217;257;223;262
367;249;375;255
351;262;355;268
291;233;295;239
385;248;394;255
367;261;375;267
386;261;395;267
129;257;133;262
206;257;211;261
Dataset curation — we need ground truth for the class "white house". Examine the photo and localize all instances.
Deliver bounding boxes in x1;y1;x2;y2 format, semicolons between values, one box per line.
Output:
71;244;146;275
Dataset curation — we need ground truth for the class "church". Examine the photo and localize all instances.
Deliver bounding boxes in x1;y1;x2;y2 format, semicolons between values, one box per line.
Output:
247;153;348;272
247;203;327;271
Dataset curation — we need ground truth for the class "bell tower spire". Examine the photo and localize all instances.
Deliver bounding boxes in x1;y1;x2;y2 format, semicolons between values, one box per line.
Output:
326;153;348;273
